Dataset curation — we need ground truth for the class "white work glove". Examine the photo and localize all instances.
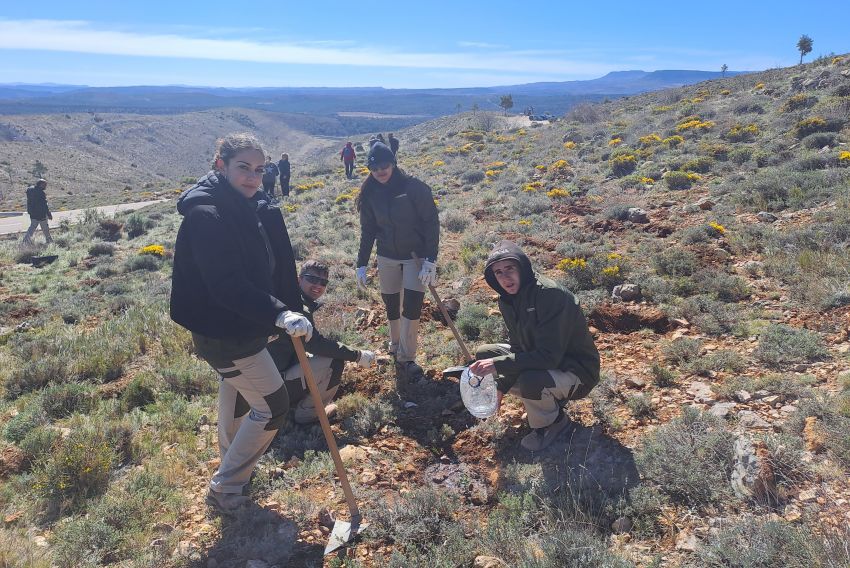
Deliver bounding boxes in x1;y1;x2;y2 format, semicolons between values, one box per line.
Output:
356;350;375;368
275;311;313;342
418;260;437;287
355;266;368;291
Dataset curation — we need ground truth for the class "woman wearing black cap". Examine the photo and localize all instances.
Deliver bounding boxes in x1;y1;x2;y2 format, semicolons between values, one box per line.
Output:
355;142;440;384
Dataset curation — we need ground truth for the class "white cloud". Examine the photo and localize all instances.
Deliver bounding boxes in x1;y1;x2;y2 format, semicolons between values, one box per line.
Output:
457;41;507;49
0;19;615;76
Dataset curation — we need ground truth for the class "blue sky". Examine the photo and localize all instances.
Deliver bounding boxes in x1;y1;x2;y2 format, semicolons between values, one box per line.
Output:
0;1;846;88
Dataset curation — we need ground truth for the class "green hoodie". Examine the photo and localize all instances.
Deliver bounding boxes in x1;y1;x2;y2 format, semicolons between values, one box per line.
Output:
484;240;600;396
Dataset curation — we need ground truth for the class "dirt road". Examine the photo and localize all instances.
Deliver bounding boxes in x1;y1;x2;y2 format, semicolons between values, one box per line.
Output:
0;200;165;236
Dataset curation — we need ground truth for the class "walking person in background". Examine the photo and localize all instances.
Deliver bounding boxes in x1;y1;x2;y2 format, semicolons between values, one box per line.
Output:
388;133;399;156
376;133;386;145
22;178;52;244
470;241;600;451
262;156;279;200
355;142;440;384
368;135;379;149
340;142;357;179
278;153;291;198
267;259;375;424
170;133;312;513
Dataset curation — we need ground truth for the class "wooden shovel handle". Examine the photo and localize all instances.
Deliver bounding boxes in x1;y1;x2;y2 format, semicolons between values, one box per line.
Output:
411;252;473;362
290;335;360;519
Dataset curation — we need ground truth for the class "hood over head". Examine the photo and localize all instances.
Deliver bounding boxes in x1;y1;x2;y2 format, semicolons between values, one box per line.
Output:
484;240;535;297
176;171;228;216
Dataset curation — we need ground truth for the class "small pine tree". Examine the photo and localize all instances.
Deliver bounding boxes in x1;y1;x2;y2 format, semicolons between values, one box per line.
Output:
30;160;47;179
499;94;514;116
797;34;813;65
721;64;728;77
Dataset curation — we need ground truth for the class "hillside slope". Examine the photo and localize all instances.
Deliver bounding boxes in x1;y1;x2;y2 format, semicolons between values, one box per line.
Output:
0;55;848;567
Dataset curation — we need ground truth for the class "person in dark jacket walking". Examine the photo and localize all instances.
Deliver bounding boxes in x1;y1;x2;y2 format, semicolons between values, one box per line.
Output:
22;178;53;244
355;143;439;384
469;241;600;451
267;259;375;423
170;133;312;513
262;156;279;200
278;153;291;197
388;133;399;156
340;142;356;179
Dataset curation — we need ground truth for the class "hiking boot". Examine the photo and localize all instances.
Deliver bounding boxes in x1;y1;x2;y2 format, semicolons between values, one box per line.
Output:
205;489;250;513
520;412;572;452
395;360;425;384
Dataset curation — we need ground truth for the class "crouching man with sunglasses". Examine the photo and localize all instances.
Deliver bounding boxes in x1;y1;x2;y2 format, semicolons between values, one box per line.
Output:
267;260;375;424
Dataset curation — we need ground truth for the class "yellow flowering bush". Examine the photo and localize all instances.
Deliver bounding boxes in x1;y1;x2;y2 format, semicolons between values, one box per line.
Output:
754;82;765;90
708;222;726;235
139;244;165;256
720;89;731;95
432;160;445;167
839;151;850;164
295;181;325;193
608;138;623;146
517;129;527;136
663;135;684;147
641;177;655;185
652;105;673;113
494;134;516;143
523;181;544;192
725;123;759;142
563;141;577;149
557;257;587;271
639;134;662;146
459;131;485;141
284;203;298;213
518;219;532;226
486;161;507;170
546;188;571;199
665;171;701;190
551;159;571;170
356;166;369;175
832;56;844;65
610;154;637;177
691;97;705;104
601;265;620;277
535;164;547;171
335;193;353;204
676;117;715;132
485;170;499;177
793;116;828;138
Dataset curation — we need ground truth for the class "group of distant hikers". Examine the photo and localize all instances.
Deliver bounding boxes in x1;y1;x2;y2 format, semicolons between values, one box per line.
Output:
339;133;399;179
166;132;600;513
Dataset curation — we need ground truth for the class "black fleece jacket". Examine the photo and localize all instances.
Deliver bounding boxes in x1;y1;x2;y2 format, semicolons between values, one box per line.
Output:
26;185;50;220
266;292;361;371
356;168;439;266
170;171;302;339
484;240;600;396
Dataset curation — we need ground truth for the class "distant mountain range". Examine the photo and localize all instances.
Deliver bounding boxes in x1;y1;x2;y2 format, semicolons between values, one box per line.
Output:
0;70;744;119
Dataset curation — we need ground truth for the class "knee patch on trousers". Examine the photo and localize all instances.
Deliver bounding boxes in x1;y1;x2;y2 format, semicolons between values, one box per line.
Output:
329;358;345;389
263;384;291;431
234;392;250;419
381;292;401;320
517;370;556;401
402;288;425;320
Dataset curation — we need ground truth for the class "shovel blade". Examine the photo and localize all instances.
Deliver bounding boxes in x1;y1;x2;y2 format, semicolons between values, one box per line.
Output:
442;365;467;379
324;519;368;555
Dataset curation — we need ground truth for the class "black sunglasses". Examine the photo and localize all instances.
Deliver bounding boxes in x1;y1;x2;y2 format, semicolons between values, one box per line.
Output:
368;162;393;172
302;274;329;286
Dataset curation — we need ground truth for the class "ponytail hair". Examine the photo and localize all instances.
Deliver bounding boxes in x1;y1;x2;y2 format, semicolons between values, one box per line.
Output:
212;133;264;170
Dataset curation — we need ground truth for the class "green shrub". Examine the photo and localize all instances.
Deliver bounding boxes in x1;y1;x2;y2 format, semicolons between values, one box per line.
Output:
677;295;743;336
729;146;753;164
754;324;827;367
618;485;669;538
340;396;395;441
441;209;467;233
94;219;123;242
652;248;697;277
461;170;485;184
782;94;818;112
455;303;505;342
124;213;154;238
610;154;637;177
4;355;69;398
802;131;837;149
33;427;117;512
626;394;654;418
665;170;697;190
19;425;60;462
158;356;216;397
662;337;703;367
694;517;845;567
124;254;161;272
681;156;714;173
88;242;115;256
650;363;677;387
3;405;47;444
635;407;735;507
121;376;156;411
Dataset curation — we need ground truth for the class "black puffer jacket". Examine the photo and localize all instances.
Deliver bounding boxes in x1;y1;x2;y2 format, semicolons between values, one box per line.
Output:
356;168;439;266
170;171;302;339
26;185;50;220
484;240;600;397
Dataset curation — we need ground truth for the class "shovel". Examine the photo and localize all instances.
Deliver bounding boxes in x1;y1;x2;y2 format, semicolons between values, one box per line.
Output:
290;335;367;554
411;252;473;363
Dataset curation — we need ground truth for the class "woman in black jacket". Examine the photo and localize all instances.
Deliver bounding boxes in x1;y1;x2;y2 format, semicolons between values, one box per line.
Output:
170;133;311;513
355;143;440;383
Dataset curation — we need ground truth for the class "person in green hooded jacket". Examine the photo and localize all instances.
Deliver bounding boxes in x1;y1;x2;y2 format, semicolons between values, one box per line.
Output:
469;240;600;451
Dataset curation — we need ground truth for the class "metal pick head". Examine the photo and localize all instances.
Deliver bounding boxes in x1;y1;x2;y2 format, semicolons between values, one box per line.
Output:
324;517;368;555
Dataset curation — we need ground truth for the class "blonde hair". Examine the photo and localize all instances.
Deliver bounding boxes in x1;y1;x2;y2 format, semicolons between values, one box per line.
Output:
212;133;264;169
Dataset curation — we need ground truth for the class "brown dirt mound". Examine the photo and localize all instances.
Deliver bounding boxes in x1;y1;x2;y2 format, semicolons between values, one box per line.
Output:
589;303;672;334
